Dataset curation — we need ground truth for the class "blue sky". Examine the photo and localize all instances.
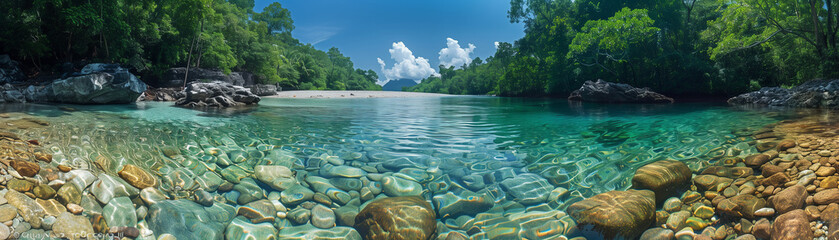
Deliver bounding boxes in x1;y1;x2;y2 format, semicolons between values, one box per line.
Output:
253;0;525;84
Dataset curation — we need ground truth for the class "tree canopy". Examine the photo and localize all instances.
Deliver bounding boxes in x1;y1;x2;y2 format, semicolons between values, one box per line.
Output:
409;0;839;97
0;0;381;90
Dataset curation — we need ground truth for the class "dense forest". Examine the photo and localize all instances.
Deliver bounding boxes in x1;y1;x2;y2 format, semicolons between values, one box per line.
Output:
0;0;381;90
409;0;839;97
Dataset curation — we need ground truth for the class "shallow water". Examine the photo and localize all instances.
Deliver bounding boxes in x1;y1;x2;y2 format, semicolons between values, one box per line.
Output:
0;96;804;238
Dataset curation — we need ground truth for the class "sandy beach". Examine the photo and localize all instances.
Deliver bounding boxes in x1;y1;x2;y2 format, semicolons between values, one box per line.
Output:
266;90;454;99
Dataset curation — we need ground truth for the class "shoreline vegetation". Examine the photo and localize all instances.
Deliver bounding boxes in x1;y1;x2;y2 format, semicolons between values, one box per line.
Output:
267;90;451;99
407;1;839;98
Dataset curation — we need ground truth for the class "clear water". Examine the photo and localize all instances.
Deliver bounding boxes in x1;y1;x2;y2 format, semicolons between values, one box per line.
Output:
4;97;792;202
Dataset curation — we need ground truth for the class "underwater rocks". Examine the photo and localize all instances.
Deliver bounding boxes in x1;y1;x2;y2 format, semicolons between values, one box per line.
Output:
568;79;674;103
354;196;436;240
728;78;839;108
771;209;813;239
632;160;692;202
118;164;157;189
53;212;95;240
147;199;235;240
567;189;656;239
500;173;552;205
225;216;277;240
175;81;260;108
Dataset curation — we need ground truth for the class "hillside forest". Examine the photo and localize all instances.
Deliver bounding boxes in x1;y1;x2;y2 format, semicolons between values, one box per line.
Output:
0;0;382;90
408;0;839;97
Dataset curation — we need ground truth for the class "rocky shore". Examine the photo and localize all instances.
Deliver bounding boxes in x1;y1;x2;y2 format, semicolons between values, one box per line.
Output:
567;114;839;240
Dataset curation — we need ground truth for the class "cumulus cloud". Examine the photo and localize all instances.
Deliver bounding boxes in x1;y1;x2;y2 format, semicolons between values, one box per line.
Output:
377;42;439;81
438;38;476;69
494;41;500;49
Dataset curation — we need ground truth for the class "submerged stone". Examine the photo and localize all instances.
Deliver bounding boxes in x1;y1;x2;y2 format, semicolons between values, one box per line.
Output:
354;196;436;240
566;189;655;240
631;160;691;202
278;224;362;240
147;199;235;240
53;212;95;240
103;197;136;228
118;164;156;189
381;176;422;197
90;173;139;204
432;190;494;218
225;216;277;240
500;173;553;205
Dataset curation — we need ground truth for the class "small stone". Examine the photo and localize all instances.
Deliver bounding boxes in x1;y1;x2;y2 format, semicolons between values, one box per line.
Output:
32;184;55;199
118;164;156;189
355;196;435;240
752;218;771;239
815;188;839;205
7;179;33;192
254;165;296;191
666;211;690;230
663;198;682;213
225;217;277;240
194;189;213;207
640;227;674;240
0;204;16;222
693;205;714;219
754;208;775;217
67;203;83;214
280;184;314;207
311;204;335;229
103;197;137;228
56;184;81;205
771;209;813;239
10;160;39;177
381;176;423;197
820;150;833;157
777;140;796;151
772;185;806;214
818;166;837;177
53;212;95;240
57;165;72;172
36;198;66;216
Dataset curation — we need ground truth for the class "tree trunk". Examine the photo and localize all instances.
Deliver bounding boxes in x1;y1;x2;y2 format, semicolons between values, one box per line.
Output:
183;33;197;89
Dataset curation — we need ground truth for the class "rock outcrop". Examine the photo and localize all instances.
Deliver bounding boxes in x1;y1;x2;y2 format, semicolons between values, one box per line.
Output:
140;88;184;101
728;79;839;108
175;81;260;108
569;79;674;103
248;84;278;96
0;55;25;83
0;63;146;104
159;68;253;87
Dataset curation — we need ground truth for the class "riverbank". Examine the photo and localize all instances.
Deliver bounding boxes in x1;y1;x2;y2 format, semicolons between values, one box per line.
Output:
266;90;453;99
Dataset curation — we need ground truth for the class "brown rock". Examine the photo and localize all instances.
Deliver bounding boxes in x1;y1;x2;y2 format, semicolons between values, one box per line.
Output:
717;194;766;219
632;160;692;202
354;196;436;240
777;140;797;151
758;172;790;187
752;218;771;239
817;166;837;177
567;190;656;239
771;209;813;240
745;154;771;167
694;175;733;191
118;164;156;189
771;185;807;214
815;189;839;205
822;176;839;189
10;160;39;177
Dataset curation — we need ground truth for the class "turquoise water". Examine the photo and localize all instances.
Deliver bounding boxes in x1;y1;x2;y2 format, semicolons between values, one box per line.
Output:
0;96;798;238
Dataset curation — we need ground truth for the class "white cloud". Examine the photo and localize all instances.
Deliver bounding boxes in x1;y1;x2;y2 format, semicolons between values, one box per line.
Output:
494;41;500;49
377;42;439;81
438;38;476;69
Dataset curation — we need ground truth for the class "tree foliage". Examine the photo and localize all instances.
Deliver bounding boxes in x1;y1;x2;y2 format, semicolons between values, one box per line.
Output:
0;0;381;90
410;0;839;97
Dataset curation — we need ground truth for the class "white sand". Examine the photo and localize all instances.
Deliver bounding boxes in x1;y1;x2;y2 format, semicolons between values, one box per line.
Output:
266;90;452;99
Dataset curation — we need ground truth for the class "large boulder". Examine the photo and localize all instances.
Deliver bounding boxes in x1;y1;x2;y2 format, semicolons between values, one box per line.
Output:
160;68;249;87
140;87;184;102
771;209;813;240
49;63;147;104
354;196;436;240
176;81;260;108
632;160;692;203
0;55;25;83
248;84;278;96
567;189;656;240
569;79;674;103
729;79;839;108
147;200;235;240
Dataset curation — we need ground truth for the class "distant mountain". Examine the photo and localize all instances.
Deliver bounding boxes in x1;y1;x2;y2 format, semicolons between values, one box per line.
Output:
382;79;418;91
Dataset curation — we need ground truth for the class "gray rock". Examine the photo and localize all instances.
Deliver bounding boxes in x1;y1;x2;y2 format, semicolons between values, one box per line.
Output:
161;68;248;87
53;212;95;239
103;197;137;228
500;173;553;205
728;79;839;108
49;63;147;104
278;224;362;240
175;81;260;108
311;204;335;229
225;216;277;240
0;55;25;84
147;200;235;240
569;79;674;103
248;84;278;96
